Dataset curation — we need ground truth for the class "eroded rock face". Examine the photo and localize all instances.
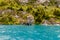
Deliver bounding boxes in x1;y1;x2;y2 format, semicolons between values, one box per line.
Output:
2;9;14;14
42;20;51;25
49;18;56;25
37;0;46;3
42;18;58;25
0;10;3;14
20;11;27;14
0;9;14;15
26;15;34;25
19;18;25;24
19;0;29;3
36;0;50;4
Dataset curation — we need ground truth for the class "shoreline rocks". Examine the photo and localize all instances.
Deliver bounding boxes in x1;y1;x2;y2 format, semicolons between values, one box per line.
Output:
42;18;60;25
26;15;34;25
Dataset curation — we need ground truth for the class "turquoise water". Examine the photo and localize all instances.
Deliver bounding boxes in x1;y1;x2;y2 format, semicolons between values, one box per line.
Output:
0;25;60;40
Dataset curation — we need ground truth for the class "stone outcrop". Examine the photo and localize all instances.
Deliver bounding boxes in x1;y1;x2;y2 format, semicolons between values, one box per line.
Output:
19;0;29;3
42;18;60;25
55;0;60;7
42;20;51;25
26;15;34;25
36;0;50;4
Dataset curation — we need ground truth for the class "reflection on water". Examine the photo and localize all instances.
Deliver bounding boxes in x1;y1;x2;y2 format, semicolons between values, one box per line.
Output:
0;25;60;40
0;35;10;40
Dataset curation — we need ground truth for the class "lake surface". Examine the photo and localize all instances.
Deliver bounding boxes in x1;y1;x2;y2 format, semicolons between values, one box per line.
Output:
0;25;60;40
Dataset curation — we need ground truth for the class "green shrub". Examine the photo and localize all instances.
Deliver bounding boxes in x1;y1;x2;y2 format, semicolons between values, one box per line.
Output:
53;8;60;17
0;0;60;24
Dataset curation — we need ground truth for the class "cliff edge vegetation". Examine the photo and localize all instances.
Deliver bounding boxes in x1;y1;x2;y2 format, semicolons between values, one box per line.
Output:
0;0;60;25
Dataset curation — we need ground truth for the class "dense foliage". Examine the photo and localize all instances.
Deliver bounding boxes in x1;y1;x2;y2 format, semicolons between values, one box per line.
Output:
0;0;60;24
